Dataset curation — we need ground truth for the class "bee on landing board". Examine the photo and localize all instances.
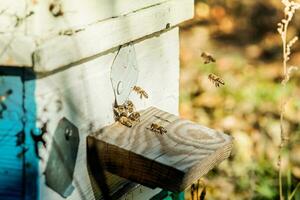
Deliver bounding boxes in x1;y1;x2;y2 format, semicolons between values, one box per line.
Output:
201;52;216;64
128;112;140;122
118;116;133;127
114;100;140;127
113;104;127;119
124;100;135;113
147;123;167;135
208;73;225;87
133;86;148;99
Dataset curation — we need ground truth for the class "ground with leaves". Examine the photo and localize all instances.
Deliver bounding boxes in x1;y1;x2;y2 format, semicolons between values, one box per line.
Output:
180;1;300;199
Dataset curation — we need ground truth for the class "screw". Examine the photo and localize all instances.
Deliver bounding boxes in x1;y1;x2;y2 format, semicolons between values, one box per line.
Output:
65;128;72;140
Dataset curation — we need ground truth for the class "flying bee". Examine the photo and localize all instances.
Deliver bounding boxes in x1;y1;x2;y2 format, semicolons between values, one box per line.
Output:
201;52;216;64
133;86;148;99
118;116;133;128
128;112;140;122
208;73;225;87
148;123;167;135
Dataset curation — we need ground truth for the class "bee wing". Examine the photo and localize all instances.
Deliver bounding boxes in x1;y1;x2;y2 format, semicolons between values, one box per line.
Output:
202;53;216;64
219;79;225;85
210;56;216;62
143;92;149;99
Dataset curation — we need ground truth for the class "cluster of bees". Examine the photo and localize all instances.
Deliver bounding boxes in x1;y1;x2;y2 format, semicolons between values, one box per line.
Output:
114;86;167;135
201;52;225;88
114;100;140;128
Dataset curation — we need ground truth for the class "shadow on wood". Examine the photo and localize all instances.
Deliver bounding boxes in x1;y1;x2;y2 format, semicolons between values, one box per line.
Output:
87;138;112;200
87;139;138;200
87;107;233;192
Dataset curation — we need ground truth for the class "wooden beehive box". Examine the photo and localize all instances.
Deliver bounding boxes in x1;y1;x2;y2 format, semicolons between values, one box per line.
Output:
0;0;232;200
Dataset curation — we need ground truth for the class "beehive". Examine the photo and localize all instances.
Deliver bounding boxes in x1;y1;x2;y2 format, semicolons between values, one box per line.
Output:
0;0;232;200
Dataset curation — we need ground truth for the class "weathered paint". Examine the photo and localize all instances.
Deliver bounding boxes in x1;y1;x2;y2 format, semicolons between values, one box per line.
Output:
33;0;194;71
0;68;38;200
0;0;193;69
34;28;180;200
0;0;194;199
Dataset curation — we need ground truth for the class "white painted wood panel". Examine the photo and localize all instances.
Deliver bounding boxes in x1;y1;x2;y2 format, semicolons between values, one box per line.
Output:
0;0;193;69
0;0;168;34
29;28;179;200
0;0;27;33
33;0;193;72
27;0;170;36
0;34;35;66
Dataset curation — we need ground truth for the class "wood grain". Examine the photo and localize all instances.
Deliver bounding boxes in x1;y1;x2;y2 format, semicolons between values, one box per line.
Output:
26;0;170;36
33;0;193;72
88;107;233;192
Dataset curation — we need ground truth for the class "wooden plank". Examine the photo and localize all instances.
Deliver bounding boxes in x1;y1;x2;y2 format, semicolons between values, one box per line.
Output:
0;34;36;67
33;0;193;72
0;0;35;67
31;29;179;200
26;0;170;36
0;0;193;70
87;107;233;192
0;72;24;200
0;0;27;33
117;186;162;200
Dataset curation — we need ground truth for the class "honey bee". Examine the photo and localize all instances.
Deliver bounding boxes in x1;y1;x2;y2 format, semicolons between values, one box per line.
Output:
113;104;127;119
113;100;141;127
128;112;140;122
201;52;216;64
147;123;167;135
208;73;225;87
118;116;133;127
124;100;135;113
133;86;148;99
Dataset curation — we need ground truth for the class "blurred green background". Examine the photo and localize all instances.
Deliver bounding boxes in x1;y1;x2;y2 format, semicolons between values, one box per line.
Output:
179;0;300;199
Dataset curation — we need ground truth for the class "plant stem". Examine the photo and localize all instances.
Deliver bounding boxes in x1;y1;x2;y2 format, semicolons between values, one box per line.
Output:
279;14;289;200
288;182;300;200
283;22;288;75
